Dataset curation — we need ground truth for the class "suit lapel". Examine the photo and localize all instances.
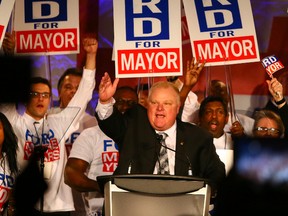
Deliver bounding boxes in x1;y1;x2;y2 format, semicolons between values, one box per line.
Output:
175;121;188;176
140;128;161;173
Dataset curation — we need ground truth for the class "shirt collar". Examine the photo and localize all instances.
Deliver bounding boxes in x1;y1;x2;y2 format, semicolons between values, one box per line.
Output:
156;121;177;138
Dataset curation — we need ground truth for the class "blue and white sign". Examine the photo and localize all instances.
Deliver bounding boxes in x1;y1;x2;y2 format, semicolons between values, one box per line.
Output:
113;0;182;78
14;0;79;55
183;0;260;66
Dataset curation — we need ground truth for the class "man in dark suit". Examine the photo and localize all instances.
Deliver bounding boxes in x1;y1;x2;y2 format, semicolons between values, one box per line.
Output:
95;70;225;197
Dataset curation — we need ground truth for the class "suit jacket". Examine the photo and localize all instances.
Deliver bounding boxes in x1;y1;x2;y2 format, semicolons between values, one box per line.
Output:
96;104;226;192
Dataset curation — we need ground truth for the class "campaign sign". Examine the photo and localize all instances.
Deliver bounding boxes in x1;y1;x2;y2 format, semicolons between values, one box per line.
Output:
182;0;260;66
14;0;79;55
113;0;182;78
261;55;285;77
0;0;15;49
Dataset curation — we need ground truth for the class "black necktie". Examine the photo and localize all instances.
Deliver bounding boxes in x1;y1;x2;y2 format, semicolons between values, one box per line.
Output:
157;132;169;174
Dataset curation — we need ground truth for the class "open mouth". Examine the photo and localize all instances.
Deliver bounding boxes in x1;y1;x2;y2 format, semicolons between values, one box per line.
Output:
156;114;165;118
210;121;218;130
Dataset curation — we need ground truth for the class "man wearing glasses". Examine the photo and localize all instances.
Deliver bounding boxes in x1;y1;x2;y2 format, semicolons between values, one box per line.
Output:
114;86;138;114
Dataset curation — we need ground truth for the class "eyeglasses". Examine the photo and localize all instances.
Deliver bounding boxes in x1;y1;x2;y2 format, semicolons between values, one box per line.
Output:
115;99;137;106
29;92;50;99
253;127;280;135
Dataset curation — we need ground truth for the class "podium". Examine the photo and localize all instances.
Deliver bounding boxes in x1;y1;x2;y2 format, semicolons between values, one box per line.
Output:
97;174;211;216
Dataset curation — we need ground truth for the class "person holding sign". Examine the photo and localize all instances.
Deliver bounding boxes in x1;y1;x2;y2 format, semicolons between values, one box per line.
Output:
1;32;15;56
266;77;287;109
265;77;288;139
260;55;288;138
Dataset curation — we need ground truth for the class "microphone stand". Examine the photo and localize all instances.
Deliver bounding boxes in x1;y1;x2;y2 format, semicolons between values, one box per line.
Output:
37;145;47;213
33;120;48;214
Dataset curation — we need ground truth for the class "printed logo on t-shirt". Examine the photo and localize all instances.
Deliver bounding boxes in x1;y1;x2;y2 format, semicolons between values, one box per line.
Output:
0;174;14;211
102;139;119;172
24;129;59;162
65;131;80;156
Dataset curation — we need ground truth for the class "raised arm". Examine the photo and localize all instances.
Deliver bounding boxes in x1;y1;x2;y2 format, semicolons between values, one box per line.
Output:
53;36;98;139
66;36;97;108
179;58;206;106
83;36;98;70
98;72;119;104
266;77;288;138
266;77;286;108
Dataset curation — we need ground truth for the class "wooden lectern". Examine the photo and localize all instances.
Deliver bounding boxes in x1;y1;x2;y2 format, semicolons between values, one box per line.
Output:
97;174;211;216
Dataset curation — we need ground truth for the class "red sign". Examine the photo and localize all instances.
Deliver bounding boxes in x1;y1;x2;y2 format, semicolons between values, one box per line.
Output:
193;36;258;62
117;48;180;75
16;29;78;53
261;55;285;77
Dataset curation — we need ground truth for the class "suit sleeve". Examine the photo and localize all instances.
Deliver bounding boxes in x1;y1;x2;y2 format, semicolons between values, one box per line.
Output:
185;124;226;196
96;106;127;149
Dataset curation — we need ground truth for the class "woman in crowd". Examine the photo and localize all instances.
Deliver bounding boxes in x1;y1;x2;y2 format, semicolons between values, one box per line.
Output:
0;112;19;215
252;109;284;138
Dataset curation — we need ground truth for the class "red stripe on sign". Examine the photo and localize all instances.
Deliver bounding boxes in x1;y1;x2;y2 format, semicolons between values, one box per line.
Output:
193;36;258;62
0;25;4;40
117;48;180;74
16;29;78;53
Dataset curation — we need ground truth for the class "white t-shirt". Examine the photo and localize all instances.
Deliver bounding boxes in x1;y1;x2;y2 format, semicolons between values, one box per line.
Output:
213;133;234;175
69;126;119;216
0;154;15;213
49;108;97;155
0;68;96;212
48;107;98;216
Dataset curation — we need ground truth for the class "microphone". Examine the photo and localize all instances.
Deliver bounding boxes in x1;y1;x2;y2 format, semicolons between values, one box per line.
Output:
128;161;132;174
156;135;193;176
